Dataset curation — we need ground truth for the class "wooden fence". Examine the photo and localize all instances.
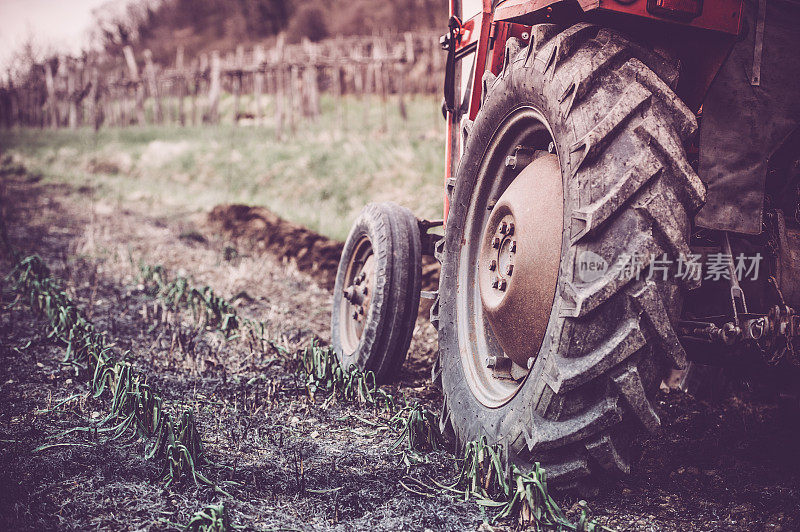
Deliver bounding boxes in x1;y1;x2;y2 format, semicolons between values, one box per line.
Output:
0;32;445;133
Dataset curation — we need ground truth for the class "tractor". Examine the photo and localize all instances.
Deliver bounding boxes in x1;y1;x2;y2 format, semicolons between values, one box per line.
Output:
331;0;800;491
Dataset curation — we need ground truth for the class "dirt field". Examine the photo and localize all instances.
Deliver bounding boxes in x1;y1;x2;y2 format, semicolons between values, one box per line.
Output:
2;166;800;531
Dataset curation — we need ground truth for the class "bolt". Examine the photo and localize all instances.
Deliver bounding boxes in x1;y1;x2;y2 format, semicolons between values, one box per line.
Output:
498;279;507;291
510;240;517;253
499;221;508;234
521;31;530;40
485;355;497;368
507;222;515;236
491;278;499;289
492;237;501;249
506;264;514;276
489;259;497;271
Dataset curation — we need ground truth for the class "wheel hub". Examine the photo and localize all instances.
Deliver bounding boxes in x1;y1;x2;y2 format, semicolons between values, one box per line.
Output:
478;153;563;369
339;242;375;353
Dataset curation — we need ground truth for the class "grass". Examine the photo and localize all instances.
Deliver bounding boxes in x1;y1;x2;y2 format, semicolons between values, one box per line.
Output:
0;94;445;241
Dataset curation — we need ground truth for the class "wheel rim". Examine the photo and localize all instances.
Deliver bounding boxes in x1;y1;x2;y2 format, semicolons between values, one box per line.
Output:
457;107;563;408
338;236;375;355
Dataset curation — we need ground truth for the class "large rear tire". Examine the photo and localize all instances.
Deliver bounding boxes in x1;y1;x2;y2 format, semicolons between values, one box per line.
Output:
434;24;706;489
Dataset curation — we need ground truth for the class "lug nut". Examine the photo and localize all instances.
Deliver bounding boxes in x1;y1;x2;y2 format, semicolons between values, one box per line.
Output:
499;221;508;234
510;240;517;253
498;279;507;291
506;264;514;276
343;287;353;301
492;237;501;249
491;278;499;289
485;356;497;368
489;259;497;271
352;311;359;320
358;306;364;315
361;286;368;296
507;222;515;236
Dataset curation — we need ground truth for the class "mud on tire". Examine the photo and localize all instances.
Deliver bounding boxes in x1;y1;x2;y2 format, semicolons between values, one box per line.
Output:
435;24;706;489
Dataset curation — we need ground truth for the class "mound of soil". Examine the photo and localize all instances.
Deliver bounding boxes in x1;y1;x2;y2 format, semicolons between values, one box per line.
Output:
207;204;441;298
207;204;344;288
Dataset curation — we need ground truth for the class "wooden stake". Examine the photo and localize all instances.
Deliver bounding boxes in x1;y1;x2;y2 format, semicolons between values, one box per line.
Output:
207;51;221;124
44;60;57;129
176;46;186;126
123;46;145;124
144;50;162;124
253;45;265;124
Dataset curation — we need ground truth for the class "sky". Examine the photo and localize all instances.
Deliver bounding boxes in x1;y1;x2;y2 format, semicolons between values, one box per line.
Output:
0;0;115;71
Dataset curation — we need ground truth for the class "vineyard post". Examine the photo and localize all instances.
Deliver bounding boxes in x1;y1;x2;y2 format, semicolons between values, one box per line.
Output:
88;65;99;130
301;38;320;120
123;46;145;125
144;50;163;124
196;53;207;126
253;45;265;124
373;37;388;132
207;51;221;124
290;65;301;134
275;34;287;139
233;45;244;124
330;63;343;133
67;58;78;129
176;46;186;126
45;60;57;129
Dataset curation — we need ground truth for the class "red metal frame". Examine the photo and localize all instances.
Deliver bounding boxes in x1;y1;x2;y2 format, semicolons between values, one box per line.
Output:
495;0;741;34
442;0;743;223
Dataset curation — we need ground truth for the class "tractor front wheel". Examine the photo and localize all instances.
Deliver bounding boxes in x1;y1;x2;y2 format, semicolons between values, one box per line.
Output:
331;202;422;382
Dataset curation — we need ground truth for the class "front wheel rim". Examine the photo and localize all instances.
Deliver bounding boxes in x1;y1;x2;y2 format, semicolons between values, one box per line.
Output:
338;236;375;356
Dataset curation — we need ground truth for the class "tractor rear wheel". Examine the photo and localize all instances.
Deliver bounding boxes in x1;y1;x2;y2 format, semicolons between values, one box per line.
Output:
434;24;706;489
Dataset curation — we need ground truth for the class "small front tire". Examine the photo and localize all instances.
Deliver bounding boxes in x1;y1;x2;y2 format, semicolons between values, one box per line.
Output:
331;202;422;382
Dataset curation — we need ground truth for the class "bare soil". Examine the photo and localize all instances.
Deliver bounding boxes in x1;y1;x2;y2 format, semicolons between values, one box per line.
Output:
2;172;800;531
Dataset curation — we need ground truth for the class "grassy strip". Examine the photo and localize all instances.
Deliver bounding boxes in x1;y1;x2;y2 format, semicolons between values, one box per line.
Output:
136;263;611;529
7;255;223;493
0;96;444;242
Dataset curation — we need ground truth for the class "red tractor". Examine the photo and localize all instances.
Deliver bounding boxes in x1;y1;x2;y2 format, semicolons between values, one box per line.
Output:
331;0;800;490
